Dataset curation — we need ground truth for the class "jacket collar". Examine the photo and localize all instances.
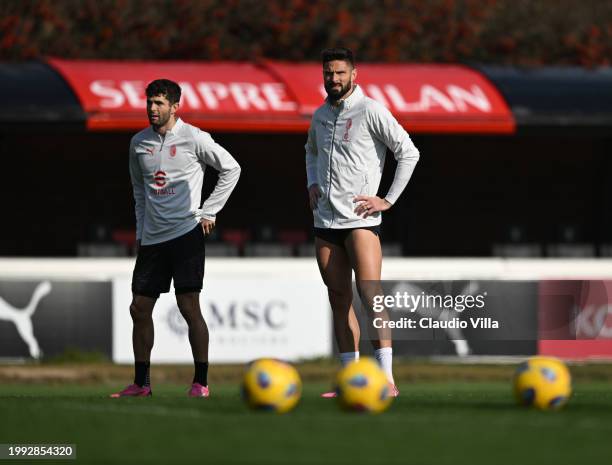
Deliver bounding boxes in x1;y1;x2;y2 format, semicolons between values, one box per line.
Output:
150;117;184;136
167;117;184;135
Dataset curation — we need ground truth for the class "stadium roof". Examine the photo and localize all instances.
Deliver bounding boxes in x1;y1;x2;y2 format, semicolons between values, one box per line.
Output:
0;62;84;128
478;66;612;129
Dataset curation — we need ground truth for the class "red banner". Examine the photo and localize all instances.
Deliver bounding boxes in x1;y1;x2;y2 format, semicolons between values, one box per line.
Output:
48;58;304;132
539;280;612;359
48;58;514;134
267;61;514;134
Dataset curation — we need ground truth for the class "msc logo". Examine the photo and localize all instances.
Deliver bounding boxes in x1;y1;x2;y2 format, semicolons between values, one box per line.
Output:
165;301;289;336
208;301;288;330
153;170;167;187
0;281;51;359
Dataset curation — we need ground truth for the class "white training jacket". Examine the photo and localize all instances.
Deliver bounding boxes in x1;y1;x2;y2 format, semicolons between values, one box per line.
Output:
305;85;420;229
129;118;241;245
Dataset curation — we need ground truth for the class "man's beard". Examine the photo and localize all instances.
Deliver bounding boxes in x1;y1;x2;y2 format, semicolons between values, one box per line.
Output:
149;113;170;128
325;79;353;102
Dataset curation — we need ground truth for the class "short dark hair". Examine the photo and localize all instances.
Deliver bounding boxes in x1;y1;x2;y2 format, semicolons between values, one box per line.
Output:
321;47;355;67
145;79;181;104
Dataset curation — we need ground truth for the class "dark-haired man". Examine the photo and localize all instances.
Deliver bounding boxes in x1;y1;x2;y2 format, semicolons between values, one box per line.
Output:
111;79;241;398
305;48;420;397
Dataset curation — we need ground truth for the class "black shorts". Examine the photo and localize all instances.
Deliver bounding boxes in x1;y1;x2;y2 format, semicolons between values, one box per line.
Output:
313;225;380;247
132;225;205;299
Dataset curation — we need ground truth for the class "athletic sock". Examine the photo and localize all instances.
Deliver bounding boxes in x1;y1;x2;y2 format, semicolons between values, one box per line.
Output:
339;351;359;367
134;361;151;387
193;361;209;386
374;347;394;384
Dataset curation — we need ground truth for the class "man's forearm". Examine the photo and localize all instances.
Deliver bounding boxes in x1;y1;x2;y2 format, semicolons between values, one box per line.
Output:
384;158;417;205
200;165;241;217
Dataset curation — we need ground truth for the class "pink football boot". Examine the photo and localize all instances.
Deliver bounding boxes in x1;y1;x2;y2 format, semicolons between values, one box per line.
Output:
388;383;400;397
110;384;152;398
188;383;210;398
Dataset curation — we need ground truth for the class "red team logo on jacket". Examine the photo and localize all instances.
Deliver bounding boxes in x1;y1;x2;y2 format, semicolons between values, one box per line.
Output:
154;170;167;187
343;118;352;141
170;145;176;157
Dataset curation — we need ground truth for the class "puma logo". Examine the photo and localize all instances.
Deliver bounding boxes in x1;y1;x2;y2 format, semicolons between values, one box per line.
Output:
0;281;51;359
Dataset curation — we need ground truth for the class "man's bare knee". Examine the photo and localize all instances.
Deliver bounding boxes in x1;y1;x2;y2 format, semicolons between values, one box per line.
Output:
177;302;204;326
327;287;353;309
354;276;382;299
130;301;153;322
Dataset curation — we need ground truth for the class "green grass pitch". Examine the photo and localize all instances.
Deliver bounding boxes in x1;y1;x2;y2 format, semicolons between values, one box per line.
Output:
1;380;611;465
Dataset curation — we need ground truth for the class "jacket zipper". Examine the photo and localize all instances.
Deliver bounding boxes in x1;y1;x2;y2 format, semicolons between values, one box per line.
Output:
158;133;166;171
327;115;338;227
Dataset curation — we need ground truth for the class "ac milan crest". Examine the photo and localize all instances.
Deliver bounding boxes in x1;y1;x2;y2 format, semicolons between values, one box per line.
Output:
343;118;352;141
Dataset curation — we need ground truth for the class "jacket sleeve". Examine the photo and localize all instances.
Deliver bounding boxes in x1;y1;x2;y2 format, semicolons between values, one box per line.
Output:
195;129;241;220
366;102;420;205
128;138;145;241
305;122;319;188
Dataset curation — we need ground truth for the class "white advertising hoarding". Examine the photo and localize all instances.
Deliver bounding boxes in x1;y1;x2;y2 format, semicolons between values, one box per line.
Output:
113;277;331;363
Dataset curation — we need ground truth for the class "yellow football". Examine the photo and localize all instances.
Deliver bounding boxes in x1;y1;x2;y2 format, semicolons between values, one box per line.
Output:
242;358;302;413
513;356;572;410
335;357;393;414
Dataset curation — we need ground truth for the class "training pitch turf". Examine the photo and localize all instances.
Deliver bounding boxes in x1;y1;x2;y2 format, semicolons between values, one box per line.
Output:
1;381;611;465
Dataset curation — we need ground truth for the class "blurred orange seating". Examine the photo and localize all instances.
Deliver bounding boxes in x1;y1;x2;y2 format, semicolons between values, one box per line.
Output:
112;229;137;248
278;229;307;245
221;229;251;247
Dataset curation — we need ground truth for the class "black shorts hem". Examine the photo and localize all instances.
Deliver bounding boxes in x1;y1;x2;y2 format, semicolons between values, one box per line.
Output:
313;226;380;247
175;286;202;295
131;287;162;299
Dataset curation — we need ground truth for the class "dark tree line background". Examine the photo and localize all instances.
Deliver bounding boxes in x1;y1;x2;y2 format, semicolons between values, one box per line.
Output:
1;0;611;66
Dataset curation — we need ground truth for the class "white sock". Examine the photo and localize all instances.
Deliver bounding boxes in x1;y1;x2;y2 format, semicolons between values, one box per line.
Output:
374;347;394;384
339;351;359;367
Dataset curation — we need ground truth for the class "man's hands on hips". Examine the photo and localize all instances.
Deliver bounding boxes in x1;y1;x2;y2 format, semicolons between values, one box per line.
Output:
353;196;392;218
308;184;322;210
200;218;216;236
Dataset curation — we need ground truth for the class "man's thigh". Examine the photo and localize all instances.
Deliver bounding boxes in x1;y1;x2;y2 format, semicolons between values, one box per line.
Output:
315;236;353;293
345;229;387;340
345;228;382;281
